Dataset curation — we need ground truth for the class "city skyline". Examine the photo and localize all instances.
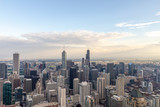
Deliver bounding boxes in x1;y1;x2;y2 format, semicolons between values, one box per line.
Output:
0;0;160;59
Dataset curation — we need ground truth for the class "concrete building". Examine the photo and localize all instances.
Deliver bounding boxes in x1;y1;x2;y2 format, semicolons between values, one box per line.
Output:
97;77;105;99
116;75;124;96
110;95;127;107
13;53;20;75
32;94;45;105
62;50;67;69
73;78;79;94
58;86;66;107
0;63;7;79
24;78;32;93
3;81;12;105
0;79;4;105
85;95;95;107
57;75;65;87
79;81;92;106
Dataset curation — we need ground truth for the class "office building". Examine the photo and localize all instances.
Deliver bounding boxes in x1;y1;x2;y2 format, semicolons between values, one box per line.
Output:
3;81;12;105
79;82;92;106
116;75;124;96
107;63;115;85
85;49;90;67
57;75;65;87
97;77;105;99
58;87;66;107
83;65;89;81
62;50;67;69
128;63;135;76
119;62;125;74
73;78;79;94
13;53;20;75
0;79;4;105
0;63;7;79
13;78;21;91
24;78;32;93
69;67;77;89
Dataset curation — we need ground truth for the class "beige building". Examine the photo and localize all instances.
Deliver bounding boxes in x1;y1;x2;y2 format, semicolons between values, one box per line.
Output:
97;77;105;99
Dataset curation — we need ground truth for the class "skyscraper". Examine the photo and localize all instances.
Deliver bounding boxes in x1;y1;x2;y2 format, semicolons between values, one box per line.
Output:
24;62;29;76
24;78;32;93
85;49;90;67
99;72;110;87
57;75;65;87
107;63;115;85
69;67;77;89
83;65;89;81
0;63;7;79
128;63;135;76
13;53;20;75
73;78;79;94
3;81;12;105
119;62;125;74
0;79;4;105
79;82;91;106
58;86;66;107
62;50;67;69
116;75;124;96
97;77;105;99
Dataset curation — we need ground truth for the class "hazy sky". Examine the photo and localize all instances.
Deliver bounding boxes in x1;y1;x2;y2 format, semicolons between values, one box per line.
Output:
0;0;160;60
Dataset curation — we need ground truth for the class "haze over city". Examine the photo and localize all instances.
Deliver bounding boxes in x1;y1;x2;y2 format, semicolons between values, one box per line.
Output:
0;0;160;60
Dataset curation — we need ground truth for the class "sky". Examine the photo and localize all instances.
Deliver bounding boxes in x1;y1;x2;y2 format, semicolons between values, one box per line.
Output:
0;0;160;60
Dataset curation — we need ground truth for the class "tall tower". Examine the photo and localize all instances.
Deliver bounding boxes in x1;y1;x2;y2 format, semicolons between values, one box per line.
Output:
0;79;4;105
119;62;125;74
58;86;66;107
13;53;20;75
69;67;77;89
107;63;115;85
116;75;124;96
83;65;89;81
85;49;90;67
62;50;67;69
128;63;135;76
0;63;7;79
73;78;79;94
3;81;12;105
97;77;105;99
79;82;91;106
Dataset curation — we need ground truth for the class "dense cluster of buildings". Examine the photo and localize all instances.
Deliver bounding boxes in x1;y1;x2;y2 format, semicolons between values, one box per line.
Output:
0;50;160;107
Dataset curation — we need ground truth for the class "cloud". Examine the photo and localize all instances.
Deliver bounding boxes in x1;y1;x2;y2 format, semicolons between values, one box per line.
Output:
0;30;134;59
145;31;160;37
156;11;160;16
22;30;134;46
116;21;160;29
